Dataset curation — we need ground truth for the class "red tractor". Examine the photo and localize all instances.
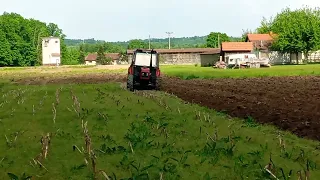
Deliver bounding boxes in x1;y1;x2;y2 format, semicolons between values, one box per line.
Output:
126;49;161;91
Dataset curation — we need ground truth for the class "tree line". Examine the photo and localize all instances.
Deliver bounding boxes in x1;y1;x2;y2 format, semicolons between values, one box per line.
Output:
66;35;243;54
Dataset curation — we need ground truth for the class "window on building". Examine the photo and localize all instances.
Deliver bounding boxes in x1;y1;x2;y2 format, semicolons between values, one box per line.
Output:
44;40;49;47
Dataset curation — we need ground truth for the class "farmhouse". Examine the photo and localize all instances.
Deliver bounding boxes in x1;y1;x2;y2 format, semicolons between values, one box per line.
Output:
244;33;309;64
126;48;221;66
85;53;120;65
245;33;275;58
220;42;253;61
42;37;61;66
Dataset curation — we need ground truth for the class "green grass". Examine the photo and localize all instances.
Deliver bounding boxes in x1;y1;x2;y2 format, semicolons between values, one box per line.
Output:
2;64;320;81
1;82;320;179
161;64;320;79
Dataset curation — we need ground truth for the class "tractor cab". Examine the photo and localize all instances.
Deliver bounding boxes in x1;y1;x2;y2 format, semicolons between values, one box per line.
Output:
127;49;161;91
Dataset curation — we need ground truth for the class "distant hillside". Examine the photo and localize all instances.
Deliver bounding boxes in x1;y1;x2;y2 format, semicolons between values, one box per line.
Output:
65;35;242;49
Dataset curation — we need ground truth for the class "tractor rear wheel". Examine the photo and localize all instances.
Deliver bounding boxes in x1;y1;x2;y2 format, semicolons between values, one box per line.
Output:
127;75;134;92
155;77;162;90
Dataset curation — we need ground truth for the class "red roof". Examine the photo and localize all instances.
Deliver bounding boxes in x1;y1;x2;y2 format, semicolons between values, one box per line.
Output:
126;48;220;54
246;32;278;42
221;42;253;51
247;34;273;41
85;53;120;61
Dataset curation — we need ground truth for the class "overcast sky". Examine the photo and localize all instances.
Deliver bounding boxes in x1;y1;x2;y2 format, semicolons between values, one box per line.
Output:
1;0;320;41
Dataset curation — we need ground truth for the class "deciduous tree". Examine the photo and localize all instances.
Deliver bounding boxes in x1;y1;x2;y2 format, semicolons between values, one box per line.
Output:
206;32;230;48
128;39;148;49
257;6;320;63
79;44;85;64
96;45;106;65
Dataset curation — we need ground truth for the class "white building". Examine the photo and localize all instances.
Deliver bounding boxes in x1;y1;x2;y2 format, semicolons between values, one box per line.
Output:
42;37;61;66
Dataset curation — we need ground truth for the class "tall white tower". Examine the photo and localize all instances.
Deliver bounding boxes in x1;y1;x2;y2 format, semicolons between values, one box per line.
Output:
42;37;61;66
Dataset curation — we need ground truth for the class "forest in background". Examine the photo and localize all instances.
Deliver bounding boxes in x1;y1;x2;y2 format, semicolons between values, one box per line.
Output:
65;36;242;53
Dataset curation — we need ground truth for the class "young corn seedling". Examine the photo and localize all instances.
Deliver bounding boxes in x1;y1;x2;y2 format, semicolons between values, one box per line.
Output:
305;159;311;180
7;172;32;180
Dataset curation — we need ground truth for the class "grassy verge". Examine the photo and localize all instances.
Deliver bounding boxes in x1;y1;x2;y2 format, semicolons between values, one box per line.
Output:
3;64;320;81
161;64;320;79
0;82;319;179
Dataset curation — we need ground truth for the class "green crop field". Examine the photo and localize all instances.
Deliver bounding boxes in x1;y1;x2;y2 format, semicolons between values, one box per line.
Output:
0;66;320;179
161;64;320;79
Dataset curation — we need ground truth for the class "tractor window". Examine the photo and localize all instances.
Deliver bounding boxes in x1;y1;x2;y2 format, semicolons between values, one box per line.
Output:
134;53;157;67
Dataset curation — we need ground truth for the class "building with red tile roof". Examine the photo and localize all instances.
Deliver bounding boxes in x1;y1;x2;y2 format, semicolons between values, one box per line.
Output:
245;32;277;51
85;53;121;65
220;42;254;61
221;42;253;52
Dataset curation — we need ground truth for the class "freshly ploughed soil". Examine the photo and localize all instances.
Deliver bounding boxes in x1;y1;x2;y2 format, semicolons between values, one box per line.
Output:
15;74;320;140
161;76;320;141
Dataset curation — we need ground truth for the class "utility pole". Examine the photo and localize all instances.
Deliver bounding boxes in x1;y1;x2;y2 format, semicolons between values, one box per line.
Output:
166;32;173;49
218;34;220;48
149;35;151;49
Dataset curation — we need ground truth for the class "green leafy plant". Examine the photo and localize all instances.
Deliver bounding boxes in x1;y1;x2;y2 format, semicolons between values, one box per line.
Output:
7;173;32;180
